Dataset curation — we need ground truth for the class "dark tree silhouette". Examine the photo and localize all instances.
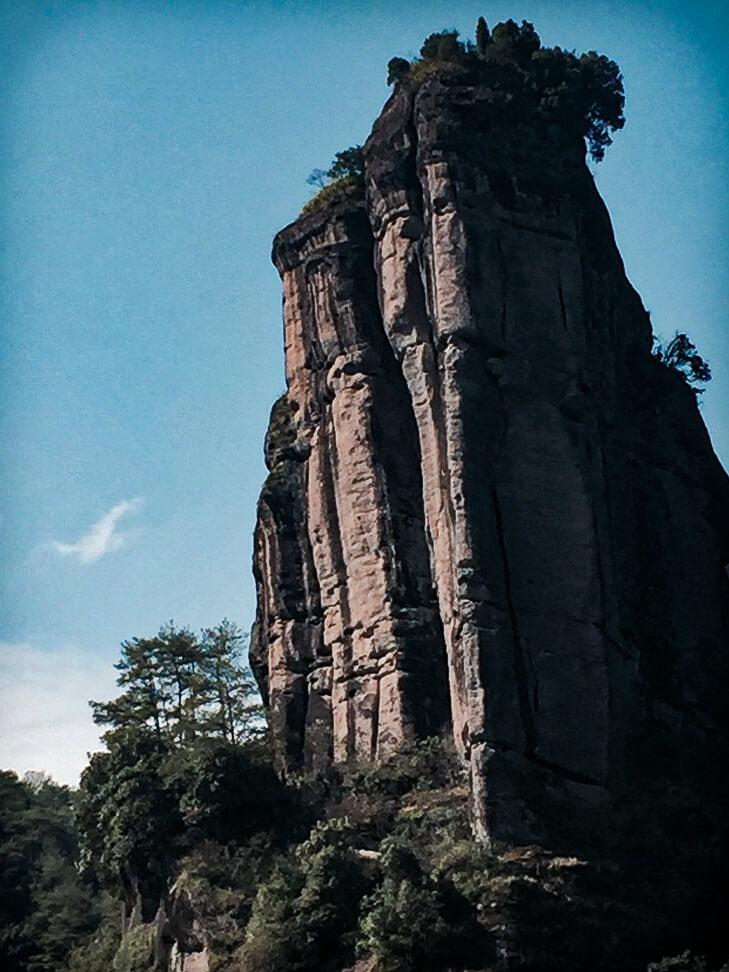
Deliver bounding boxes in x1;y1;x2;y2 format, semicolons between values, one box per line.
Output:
388;17;625;162
475;17;490;56
327;145;365;183
387;56;410;85
419;30;464;62
653;332;712;392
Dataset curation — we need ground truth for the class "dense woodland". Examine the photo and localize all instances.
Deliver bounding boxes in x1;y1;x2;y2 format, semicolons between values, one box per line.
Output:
2;619;724;972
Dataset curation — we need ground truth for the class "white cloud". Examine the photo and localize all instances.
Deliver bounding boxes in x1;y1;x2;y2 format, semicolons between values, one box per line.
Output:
51;497;143;564
0;640;118;786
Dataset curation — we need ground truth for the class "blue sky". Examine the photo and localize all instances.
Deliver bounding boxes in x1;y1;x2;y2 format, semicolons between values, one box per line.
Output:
1;0;727;784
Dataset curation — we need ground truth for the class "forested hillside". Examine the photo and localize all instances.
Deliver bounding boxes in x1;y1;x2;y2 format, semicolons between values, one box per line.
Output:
2;618;727;970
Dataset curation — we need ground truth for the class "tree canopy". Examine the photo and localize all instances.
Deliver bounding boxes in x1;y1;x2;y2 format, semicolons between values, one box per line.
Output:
304;145;366;215
0;772;100;972
387;16;626;162
0;620;271;968
78;620;271;920
90;619;262;747
653;332;712;393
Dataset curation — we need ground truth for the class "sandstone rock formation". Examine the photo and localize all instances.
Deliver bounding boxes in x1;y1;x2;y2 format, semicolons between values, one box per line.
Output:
251;75;729;866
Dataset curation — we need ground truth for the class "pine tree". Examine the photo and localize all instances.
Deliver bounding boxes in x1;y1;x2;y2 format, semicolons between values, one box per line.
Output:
475;16;490;56
91;620;262;747
200;620;264;744
90;634;168;741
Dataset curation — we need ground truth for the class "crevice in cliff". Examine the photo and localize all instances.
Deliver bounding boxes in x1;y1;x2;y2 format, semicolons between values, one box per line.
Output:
371;675;380;759
497;239;508;344
557;276;568;333
491;485;537;755
405;90;427;226
490;740;603;788
304;270;329;373
367;285;452;735
321;420;353;650
529;754;603;789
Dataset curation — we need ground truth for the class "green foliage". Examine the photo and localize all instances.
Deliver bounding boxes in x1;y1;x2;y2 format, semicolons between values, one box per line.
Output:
291;737;465;847
173;837;277;969
237;858;300;972
475;17;490;56
63;903;121;972
241;818;367;971
304;145;365;215
387;56;410;86
91;620;262;748
356;837;448;971
419;29;464;62
23;856;100;972
167;738;291;845
111;924;155;972
266;394;297;457
78;619;274;923
648;952;729;972
390;16;625;161
77;734;290;921
653;332;712;393
349;761;491;971
78;730;182;913
343;736;463;798
272;739;487;971
408;57;469;83
326;145;364;183
573;50;626;161
0;771;35;960
0;771;101;972
430;838;493;901
14;728;705;972
301;176;362;215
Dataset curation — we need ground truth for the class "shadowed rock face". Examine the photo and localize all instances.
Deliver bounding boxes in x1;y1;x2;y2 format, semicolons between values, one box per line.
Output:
252;77;729;860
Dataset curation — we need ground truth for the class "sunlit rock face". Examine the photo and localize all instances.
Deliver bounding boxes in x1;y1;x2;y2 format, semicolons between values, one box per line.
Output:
251;76;729;858
251;200;451;774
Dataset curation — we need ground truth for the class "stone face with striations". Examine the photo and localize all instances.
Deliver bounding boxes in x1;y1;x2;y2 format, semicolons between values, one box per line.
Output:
251;76;729;858
251;201;450;774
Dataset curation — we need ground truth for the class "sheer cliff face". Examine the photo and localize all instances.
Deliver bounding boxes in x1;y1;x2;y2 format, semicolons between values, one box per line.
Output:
252;78;729;847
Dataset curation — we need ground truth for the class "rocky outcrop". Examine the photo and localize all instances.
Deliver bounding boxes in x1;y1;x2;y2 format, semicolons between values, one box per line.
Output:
251;74;729;874
154;882;210;972
251;199;450;772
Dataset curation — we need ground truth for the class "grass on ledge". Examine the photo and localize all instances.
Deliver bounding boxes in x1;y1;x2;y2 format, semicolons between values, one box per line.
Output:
301;175;363;215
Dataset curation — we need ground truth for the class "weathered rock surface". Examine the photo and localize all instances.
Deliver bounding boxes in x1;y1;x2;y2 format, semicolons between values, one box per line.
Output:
251;199;450;773
252;75;729;879
154;881;211;972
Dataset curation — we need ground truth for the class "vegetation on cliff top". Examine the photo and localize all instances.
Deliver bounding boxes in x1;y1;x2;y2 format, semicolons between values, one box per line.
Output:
304;14;626;214
302;146;365;215
388;17;625;162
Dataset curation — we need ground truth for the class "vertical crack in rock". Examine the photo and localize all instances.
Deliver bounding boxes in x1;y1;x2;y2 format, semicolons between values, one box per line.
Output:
491;485;536;756
497;238;508;344
557;275;568;333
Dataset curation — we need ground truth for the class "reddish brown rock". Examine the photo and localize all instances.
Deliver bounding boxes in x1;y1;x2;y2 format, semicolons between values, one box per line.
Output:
251;200;450;773
252;76;729;873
